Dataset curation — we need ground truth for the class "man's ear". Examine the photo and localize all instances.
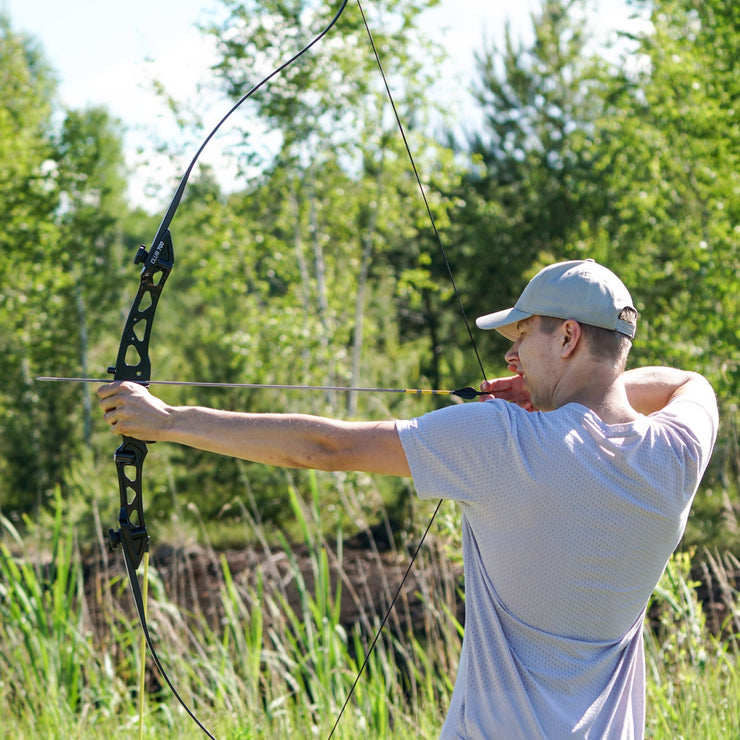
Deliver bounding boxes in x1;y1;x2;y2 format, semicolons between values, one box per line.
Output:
559;320;582;358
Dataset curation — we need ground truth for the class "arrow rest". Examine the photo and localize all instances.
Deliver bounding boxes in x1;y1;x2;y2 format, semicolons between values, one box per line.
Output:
134;244;149;265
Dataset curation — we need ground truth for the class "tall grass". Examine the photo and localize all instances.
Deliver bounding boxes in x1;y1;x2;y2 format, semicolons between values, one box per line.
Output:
1;486;738;739
644;551;740;738
0;491;133;738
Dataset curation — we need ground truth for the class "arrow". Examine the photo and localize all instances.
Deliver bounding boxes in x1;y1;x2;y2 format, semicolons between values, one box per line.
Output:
37;376;484;400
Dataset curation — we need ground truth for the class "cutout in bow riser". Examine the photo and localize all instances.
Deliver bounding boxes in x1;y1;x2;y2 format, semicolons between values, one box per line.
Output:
109;437;149;568
108;229;174;383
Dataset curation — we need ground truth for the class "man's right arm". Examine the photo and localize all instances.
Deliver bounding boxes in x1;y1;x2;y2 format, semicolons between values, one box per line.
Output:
624;367;716;416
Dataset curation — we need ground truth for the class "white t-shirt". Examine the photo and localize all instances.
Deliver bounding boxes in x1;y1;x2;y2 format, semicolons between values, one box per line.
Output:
397;393;717;739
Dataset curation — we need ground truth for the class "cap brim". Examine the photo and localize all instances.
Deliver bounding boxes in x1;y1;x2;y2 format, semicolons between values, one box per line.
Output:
475;307;532;341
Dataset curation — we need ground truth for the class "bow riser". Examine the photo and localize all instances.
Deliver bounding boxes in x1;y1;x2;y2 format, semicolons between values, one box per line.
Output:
109;436;149;568
108;229;175;383
107;229;174;567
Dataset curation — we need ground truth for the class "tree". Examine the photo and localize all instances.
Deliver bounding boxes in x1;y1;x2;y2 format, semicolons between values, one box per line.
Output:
0;16;128;517
184;0;469;406
453;0;609;363
581;0;740;546
590;0;740;372
0;16;65;512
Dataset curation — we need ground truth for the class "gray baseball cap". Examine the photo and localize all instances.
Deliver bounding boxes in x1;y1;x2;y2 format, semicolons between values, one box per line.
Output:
475;260;636;341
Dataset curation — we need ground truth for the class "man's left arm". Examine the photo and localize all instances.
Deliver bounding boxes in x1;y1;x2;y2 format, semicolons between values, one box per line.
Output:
623;367;717;417
97;381;411;477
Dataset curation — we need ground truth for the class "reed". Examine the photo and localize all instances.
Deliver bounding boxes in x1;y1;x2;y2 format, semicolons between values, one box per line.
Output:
1;487;738;739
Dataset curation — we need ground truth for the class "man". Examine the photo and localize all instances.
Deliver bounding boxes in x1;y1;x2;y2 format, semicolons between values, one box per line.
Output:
99;259;718;738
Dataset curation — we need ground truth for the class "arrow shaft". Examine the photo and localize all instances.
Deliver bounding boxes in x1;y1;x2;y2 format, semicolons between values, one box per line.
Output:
37;376;481;398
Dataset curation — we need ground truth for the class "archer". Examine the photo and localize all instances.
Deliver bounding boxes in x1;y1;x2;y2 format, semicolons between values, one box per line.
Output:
99;259;717;739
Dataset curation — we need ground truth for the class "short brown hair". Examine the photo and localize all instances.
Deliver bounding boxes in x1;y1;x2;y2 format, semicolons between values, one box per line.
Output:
538;308;637;369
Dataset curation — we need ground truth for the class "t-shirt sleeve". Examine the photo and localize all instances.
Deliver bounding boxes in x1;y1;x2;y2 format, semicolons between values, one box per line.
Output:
648;387;719;479
396;400;515;502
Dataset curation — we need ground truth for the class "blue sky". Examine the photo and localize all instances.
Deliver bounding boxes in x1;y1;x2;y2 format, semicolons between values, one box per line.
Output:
1;0;640;208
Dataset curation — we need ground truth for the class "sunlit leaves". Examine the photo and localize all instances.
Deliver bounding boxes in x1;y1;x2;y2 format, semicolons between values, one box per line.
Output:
0;17;128;513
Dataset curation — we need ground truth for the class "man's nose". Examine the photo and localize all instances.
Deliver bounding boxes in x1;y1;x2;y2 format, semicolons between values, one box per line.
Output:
504;338;520;364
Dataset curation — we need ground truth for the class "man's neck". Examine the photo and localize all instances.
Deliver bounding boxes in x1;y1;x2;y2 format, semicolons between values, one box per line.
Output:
553;365;638;424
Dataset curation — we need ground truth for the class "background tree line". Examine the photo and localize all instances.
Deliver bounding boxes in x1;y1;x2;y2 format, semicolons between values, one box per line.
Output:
0;0;738;553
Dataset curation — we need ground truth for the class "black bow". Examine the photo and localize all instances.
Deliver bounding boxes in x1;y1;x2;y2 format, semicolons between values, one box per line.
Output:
107;4;349;737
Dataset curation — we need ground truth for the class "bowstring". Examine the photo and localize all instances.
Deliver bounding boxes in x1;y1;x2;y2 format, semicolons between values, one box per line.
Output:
327;3;487;736
355;0;487;380
138;552;149;740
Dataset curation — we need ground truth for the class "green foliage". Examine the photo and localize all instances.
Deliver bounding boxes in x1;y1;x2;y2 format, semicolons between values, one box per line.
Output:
589;0;740;376
0;16;129;516
203;0;443;167
1;0;739;555
0;17;65;508
0;494;123;736
0;474;459;738
644;550;740;737
2;0;740;735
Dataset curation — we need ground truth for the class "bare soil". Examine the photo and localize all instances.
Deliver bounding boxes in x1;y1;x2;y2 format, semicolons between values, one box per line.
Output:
81;531;740;653
82;526;466;649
